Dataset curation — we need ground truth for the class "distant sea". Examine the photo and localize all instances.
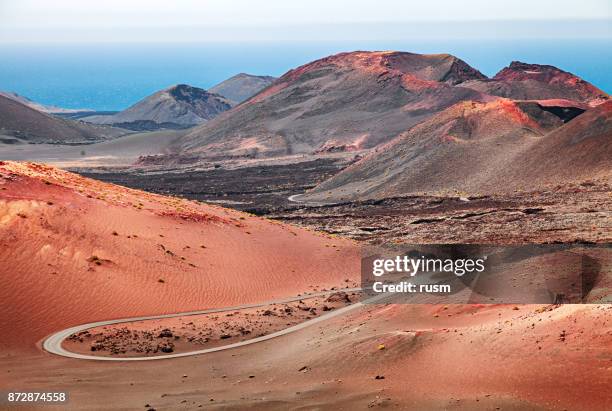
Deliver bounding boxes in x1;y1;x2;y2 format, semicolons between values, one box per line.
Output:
0;40;610;111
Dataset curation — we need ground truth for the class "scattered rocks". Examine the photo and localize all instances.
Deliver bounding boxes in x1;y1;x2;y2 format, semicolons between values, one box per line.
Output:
158;343;174;353
87;255;103;266
325;292;351;304
158;329;173;338
90;343;103;352
68;291;360;357
270;185;609;245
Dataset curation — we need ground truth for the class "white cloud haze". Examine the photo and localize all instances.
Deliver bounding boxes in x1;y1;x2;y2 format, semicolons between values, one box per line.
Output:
0;0;610;42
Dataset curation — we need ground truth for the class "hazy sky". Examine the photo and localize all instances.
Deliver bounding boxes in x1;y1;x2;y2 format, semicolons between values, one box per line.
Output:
1;0;611;42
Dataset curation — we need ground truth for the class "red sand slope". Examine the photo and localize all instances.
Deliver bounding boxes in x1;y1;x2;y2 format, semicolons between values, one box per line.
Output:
0;161;360;350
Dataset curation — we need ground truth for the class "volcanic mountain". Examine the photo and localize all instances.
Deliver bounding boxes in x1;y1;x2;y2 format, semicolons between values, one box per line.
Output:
300;99;611;202
209;73;277;104
506;99;612;184
173;51;490;158
0;91;93;114
0;161;358;350
462;61;609;106
0;94;123;144
82;84;233;130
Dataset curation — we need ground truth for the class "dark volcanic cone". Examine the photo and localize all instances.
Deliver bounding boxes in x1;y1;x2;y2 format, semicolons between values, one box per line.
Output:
82;84;233;130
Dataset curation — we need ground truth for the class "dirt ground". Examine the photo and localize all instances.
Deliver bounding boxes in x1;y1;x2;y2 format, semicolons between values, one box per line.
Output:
74;160;611;245
64;292;359;358
1;160;610;411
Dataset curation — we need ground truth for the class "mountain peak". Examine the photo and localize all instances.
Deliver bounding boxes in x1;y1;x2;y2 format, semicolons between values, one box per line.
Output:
495;61;568;80
166;83;193;91
0;94;118;143
179;50;488;158
81;84;233;130
0;90;93;114
281;51;485;86
209;73;277;103
164;84;226;103
463;61;609;106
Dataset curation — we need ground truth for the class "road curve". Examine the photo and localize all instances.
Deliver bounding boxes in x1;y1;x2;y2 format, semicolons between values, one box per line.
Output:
43;288;387;362
287;193;305;203
287;193;335;207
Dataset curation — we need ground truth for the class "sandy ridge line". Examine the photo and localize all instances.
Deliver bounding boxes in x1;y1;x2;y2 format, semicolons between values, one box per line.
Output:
43;288;389;362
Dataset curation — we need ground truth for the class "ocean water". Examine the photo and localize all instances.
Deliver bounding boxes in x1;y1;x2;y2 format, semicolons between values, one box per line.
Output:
0;40;610;111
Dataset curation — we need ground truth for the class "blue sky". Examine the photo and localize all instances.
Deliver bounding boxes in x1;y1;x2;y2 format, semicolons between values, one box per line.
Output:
1;0;610;43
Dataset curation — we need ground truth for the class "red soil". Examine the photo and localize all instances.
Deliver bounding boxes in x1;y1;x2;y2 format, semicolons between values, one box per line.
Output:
63;292;359;357
0;161;360;351
319;303;612;410
282;51;483;86
0;162;608;410
5;302;608;410
248;51;483;105
492;61;609;107
533;98;589;110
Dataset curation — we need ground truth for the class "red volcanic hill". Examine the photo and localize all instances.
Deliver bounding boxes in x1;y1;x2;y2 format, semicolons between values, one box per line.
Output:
0;162;359;351
463;61;609;107
301;99;611;202
506;99;612;185
173;51;490;158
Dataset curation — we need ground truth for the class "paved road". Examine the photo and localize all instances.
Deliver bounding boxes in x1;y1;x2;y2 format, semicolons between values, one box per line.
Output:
287;193;334;207
287;194;304;203
43;288;388;362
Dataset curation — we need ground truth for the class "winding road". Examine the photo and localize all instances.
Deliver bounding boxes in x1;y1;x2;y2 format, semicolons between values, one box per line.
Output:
287;194;304;203
43;288;388;362
42;192;383;362
287;193;335;207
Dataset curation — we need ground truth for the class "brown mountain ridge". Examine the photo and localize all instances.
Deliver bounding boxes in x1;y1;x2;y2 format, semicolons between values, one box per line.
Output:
0;94;124;144
174;51;491;158
301;99;611;202
172;52;608;161
463;61;609;106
